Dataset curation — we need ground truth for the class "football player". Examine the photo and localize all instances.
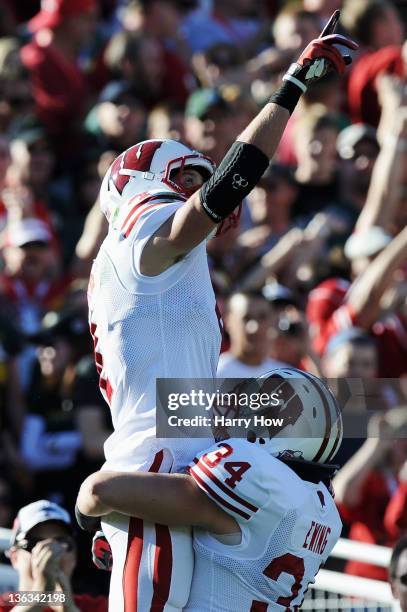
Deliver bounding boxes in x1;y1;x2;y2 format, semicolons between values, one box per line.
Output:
77;368;343;610
78;10;356;611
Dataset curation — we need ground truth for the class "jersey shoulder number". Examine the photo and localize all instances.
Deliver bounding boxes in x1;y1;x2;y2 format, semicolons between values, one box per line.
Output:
189;439;269;521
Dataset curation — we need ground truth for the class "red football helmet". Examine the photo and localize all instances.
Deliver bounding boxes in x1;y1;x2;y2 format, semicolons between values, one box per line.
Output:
99;139;241;235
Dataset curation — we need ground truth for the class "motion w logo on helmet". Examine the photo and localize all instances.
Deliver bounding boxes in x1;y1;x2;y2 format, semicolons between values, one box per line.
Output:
259;373;304;438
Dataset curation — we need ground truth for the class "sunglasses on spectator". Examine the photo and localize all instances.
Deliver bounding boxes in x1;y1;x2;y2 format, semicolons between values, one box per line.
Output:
17;536;74;553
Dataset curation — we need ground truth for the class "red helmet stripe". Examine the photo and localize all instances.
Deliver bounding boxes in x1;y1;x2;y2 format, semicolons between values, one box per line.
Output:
109;141;165;195
126;141;164;172
325;398;343;462
299;371;332;463
109;153;129;195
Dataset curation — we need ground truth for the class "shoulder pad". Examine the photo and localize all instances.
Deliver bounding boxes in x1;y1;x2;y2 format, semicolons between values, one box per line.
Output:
189;439;306;522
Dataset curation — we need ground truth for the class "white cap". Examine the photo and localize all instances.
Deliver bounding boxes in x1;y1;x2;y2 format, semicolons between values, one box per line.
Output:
6;218;51;248
344;226;392;259
10;500;72;546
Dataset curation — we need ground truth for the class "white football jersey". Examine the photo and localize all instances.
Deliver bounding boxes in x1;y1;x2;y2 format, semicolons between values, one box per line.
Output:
187;439;342;611
88;194;221;472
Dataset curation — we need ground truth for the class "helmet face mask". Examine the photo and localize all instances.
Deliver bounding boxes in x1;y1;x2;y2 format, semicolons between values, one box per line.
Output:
166;154;213;198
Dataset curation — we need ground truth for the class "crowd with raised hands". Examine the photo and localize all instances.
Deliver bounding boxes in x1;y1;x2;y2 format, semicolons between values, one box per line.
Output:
0;0;406;593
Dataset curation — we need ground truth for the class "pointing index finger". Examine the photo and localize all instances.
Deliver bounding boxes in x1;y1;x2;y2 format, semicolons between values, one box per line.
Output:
320;9;340;38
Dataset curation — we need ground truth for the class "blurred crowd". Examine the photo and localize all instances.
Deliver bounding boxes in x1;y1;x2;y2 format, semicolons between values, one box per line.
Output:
0;0;407;595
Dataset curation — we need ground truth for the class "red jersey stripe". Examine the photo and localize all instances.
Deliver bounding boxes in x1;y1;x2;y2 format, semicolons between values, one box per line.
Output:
123;517;144;612
148;450;172;611
106;379;113;403
189;467;251;520
149;450;164;474
150;524;173;611
250;602;268;611
124;203;164;238
121;194;165;231
193;458;258;513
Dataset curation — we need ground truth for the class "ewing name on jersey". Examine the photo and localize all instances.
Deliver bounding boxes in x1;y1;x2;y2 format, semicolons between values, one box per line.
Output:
187;438;342;611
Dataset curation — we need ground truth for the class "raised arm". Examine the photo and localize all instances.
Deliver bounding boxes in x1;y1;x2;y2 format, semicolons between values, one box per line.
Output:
356;76;407;233
71;198;108;279
333;414;391;507
76;470;238;534
141;12;358;275
345;225;407;329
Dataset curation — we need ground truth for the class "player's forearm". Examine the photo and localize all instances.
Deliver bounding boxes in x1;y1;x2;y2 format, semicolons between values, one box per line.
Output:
88;472;198;524
238;103;290;160
239;228;303;290
77;475;112;517
77;470;237;533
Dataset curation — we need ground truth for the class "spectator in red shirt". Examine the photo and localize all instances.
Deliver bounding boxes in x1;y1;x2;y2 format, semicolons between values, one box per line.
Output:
0;218;69;388
20;0;98;139
0;499;107;611
306;226;407;376
341;0;405;126
306;82;407;374
334;410;407;581
386;461;407;542
347;44;404;127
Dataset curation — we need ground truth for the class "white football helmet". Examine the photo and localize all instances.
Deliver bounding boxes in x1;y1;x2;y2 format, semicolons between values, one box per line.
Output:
217;367;343;464
100;139;213;220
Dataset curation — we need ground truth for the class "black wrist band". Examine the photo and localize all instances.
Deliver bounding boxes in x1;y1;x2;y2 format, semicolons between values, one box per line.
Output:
269;79;304;115
75;504;101;533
